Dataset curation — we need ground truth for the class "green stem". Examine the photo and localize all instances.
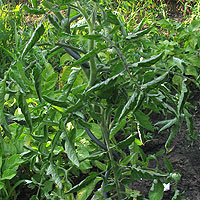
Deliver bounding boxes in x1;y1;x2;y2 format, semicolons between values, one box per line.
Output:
76;1;97;87
88;27;97;87
101;108;122;199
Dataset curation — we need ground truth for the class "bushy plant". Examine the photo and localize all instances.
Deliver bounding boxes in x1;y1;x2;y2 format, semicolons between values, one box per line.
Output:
1;0;199;199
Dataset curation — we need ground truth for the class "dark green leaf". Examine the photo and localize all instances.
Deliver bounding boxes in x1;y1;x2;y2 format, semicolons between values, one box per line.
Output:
65;172;98;194
71;47;105;67
48;14;61;30
126;27;152;40
66;100;83;113
165;123;180;152
141;72;168;90
49;130;62;159
83;34;103;40
76;177;102;200
163;157;173;173
119;90;139;120
46;163;62;189
1;169;16;180
31;0;37;8
110;119;126;139
118;135;135;149
155;118;177;133
149;179;164;200
0;73;11;137
132;52;164;68
105;10;120;25
130;167;168;181
63;131;80;167
87;73;121;93
10;64;29;93
18;93;33;132
33;63;42;102
43;95;68;108
177;79;187;114
23;5;46;15
21;22;45;58
183;108;194;136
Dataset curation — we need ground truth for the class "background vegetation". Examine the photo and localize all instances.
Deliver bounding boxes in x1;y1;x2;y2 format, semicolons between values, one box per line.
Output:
0;0;200;199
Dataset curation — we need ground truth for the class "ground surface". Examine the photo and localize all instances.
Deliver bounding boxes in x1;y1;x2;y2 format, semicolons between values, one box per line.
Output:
130;95;200;200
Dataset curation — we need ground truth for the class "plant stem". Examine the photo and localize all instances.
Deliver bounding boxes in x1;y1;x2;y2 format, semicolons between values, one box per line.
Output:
76;1;97;87
101;108;122;199
88;27;97;87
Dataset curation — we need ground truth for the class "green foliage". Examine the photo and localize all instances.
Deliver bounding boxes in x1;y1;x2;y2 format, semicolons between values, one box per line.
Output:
0;0;199;199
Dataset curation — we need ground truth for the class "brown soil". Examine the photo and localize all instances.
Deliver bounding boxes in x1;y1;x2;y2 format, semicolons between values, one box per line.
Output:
130;97;200;200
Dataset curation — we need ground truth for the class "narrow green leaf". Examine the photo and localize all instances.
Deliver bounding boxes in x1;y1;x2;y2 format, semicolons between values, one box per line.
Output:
83;34;103;40
63;131;80;167
110;119;126;139
46;163;62;189
118;135;135;149
21;22;45;58
42;0;63;21
184;108;194;136
0;182;4;190
66;100;83;113
65;172;98;194
71;47;105;67
10;64;29;93
0;73;11;137
0;45;16;59
132;52;164;68
105;10;120;25
135;17;146;32
31;0;37;8
43;95;68;108
149;179;164;200
177;79;187;114
172;57;185;73
165;123;180;152
49;130;62;159
62;68;81;97
131;167;168;180
155;118;177;133
33;63;42;102
87;73;121;93
141;72;168;90
134;110;154;131
48;14;61;30
163;157;173;173
119;90;138;120
18;93;33;132
126;27;152;40
23;5;45;15
0;156;2;169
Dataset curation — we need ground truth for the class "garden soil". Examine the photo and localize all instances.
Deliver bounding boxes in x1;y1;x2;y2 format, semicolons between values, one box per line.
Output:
130;96;200;200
